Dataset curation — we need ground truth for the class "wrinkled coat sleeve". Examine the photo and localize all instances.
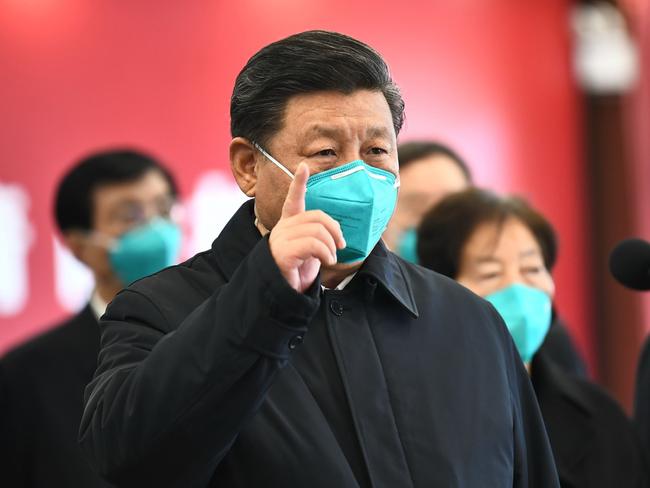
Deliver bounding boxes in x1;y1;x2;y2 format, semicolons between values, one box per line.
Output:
79;238;320;487
494;305;560;487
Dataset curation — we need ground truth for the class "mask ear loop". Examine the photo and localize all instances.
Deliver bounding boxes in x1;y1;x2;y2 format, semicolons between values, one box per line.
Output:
252;142;295;180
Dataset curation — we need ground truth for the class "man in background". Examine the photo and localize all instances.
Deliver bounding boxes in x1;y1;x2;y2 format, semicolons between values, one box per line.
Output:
383;141;471;262
0;149;181;487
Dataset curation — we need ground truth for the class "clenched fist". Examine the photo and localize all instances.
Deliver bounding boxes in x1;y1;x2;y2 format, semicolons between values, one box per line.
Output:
269;163;346;293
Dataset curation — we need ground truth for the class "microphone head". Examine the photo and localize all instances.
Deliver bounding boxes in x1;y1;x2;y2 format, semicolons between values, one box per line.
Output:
609;238;650;291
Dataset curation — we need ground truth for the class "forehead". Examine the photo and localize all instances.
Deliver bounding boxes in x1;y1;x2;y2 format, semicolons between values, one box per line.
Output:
278;90;395;139
92;170;172;210
399;155;468;194
463;217;542;261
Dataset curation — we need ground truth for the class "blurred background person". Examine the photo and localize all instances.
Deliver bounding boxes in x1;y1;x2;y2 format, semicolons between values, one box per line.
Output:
383;140;471;262
390;139;587;377
0;149;181;487
417;188;648;487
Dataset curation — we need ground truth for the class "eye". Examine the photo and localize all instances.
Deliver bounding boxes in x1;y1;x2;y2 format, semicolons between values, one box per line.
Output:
479;272;500;281
368;147;388;155
523;266;543;275
314;149;336;157
156;197;175;218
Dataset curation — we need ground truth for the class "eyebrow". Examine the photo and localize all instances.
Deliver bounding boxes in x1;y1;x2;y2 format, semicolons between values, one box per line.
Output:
301;125;393;140
473;249;541;264
365;126;392;139
110;199;142;208
519;249;541;259
302;125;342;140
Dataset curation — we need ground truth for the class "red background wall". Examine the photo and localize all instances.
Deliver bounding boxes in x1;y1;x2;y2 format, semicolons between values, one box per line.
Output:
0;0;594;370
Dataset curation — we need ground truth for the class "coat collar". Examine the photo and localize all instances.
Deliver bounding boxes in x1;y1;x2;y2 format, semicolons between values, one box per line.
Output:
211;199;261;279
354;240;419;318
211;199;419;318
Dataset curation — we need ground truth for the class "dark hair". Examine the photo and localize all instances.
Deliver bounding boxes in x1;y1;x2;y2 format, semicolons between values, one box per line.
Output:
230;30;405;147
54;149;178;233
417;188;557;278
398;140;472;182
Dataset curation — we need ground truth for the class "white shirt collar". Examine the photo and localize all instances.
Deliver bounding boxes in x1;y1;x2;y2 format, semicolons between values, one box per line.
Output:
89;290;108;321
321;273;356;292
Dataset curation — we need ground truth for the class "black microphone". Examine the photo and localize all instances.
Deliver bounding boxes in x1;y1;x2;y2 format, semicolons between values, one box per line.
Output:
609;238;650;291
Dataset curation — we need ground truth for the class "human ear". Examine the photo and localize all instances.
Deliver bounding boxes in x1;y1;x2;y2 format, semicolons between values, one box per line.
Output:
62;229;110;275
62;230;88;263
230;137;259;197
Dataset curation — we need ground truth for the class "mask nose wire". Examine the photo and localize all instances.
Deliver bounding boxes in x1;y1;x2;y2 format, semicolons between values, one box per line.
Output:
252;142;295;180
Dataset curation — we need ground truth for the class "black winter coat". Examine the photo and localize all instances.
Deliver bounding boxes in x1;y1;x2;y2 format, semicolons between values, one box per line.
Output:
533;350;648;488
0;306;112;487
80;200;559;488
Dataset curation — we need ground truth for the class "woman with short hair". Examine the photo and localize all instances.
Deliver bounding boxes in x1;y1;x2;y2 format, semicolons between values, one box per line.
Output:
417;187;648;488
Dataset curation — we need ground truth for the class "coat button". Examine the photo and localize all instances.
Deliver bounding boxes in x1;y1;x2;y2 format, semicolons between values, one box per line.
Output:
329;300;344;316
288;335;304;350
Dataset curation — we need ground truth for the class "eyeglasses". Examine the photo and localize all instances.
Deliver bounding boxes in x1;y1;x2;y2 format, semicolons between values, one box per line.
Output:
107;196;178;228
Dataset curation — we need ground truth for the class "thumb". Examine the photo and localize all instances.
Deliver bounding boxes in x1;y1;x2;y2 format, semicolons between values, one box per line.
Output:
281;163;309;218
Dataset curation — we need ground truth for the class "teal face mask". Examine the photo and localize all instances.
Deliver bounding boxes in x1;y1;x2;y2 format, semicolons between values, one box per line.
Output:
254;143;399;263
397;227;419;263
109;218;182;285
485;283;552;363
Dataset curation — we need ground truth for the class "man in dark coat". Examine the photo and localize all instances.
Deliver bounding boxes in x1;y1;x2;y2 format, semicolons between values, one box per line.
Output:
0;150;179;487
80;31;560;487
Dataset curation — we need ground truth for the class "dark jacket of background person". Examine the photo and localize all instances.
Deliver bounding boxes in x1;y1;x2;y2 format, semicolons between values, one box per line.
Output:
539;315;588;379
0;306;112;488
532;348;649;488
79;200;559;488
634;336;650;454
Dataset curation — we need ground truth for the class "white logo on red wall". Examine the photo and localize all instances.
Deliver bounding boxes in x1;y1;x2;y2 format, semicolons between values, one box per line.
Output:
185;170;248;257
53;236;94;313
0;183;34;316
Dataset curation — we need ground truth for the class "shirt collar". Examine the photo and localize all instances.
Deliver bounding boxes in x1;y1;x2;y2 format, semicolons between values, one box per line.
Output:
89;290;108;321
321;272;357;292
211;199;419;318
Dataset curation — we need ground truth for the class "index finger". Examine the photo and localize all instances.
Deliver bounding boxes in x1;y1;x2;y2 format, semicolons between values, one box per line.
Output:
281;162;309;219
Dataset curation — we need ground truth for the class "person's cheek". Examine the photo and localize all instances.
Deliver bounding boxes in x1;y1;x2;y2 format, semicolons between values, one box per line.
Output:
532;272;555;298
83;240;113;279
543;274;556;298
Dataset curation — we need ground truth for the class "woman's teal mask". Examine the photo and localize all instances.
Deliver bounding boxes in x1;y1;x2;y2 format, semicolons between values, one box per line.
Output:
254;143;399;263
485;283;552;363
109;218;182;286
397;227;419;263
